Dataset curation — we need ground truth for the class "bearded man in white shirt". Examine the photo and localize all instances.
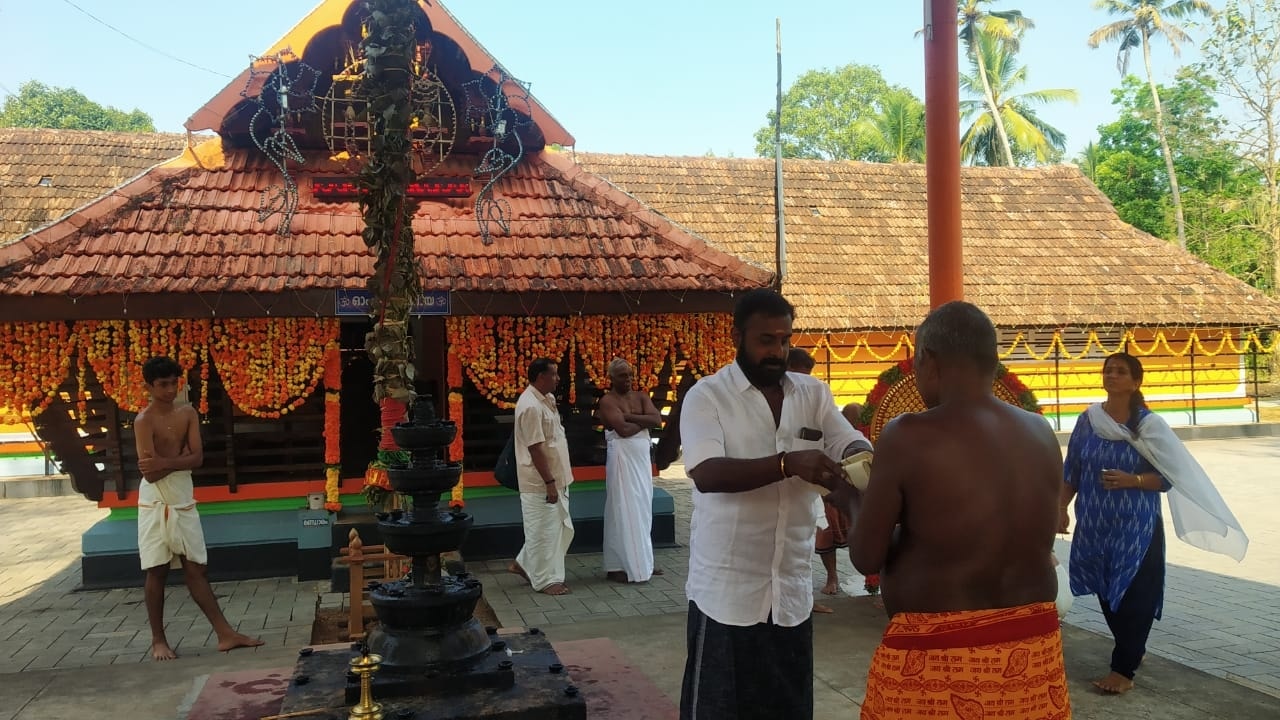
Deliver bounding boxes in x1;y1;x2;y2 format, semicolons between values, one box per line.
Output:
678;289;872;720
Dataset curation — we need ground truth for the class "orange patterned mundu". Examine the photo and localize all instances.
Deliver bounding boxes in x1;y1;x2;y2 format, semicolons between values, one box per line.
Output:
861;602;1071;720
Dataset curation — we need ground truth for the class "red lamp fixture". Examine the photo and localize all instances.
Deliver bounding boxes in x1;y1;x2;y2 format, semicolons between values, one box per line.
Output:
311;177;473;200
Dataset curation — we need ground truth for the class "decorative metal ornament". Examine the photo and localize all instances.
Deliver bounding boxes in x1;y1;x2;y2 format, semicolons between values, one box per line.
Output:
464;67;534;245
322;47;457;175
241;49;322;236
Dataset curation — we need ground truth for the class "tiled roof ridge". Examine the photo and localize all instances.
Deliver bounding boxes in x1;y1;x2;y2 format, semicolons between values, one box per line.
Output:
538;150;773;287
0;163;197;277
0;127;192;143
573;151;1089;179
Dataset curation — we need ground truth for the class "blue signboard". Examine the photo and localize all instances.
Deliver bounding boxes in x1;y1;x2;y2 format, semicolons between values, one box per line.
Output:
335;288;451;316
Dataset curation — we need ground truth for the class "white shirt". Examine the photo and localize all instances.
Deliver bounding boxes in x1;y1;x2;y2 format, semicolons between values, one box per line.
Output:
681;362;868;627
514;385;573;494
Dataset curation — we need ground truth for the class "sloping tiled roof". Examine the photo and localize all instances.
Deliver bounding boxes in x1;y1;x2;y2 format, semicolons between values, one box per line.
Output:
0;129;189;246
577;154;1280;329
0;141;771;298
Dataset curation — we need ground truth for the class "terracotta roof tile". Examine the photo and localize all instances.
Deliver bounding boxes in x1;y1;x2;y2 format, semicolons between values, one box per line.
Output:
0;142;771;299
577;153;1280;329
0;128;190;246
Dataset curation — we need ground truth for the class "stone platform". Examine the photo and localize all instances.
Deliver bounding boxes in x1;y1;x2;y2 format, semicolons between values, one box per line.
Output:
184;636;674;720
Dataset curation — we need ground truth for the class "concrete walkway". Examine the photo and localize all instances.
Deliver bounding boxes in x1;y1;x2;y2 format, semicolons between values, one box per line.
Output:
1;437;1279;718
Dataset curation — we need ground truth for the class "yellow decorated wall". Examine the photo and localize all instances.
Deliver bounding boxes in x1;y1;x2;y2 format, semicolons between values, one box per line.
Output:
798;327;1273;428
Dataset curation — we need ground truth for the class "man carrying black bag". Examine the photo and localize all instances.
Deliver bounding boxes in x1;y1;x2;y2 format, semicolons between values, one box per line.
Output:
505;358;575;596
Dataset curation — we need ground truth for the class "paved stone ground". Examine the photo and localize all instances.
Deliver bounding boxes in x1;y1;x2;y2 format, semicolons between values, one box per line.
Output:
0;497;323;675
1058;437;1280;698
472;438;1280;699
2;437;1278;703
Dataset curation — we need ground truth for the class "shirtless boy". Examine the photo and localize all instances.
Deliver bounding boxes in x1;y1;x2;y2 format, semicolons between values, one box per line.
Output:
135;356;262;661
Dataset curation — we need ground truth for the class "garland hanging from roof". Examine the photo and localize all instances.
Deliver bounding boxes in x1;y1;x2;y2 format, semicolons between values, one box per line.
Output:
61;318;335;418
209;318;335;418
445;313;737;409
0;322;75;424
75;319;213;415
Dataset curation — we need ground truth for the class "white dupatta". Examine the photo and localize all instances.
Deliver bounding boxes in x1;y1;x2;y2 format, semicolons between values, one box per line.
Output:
1085;404;1248;562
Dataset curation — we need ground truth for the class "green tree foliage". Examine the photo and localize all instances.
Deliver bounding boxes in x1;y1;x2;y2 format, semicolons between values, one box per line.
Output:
1084;71;1272;290
1088;0;1214;250
753;64;924;162
959;33;1077;166
859;89;926;164
1196;0;1280;296
956;0;1035;167
0;81;155;132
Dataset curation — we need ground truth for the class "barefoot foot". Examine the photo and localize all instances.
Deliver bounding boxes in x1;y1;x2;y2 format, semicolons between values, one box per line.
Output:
1092;672;1135;694
812;603;834;614
821;579;839;596
652;568;664;576
217;632;265;653
508;562;530;582
150;640;177;661
539;583;571;596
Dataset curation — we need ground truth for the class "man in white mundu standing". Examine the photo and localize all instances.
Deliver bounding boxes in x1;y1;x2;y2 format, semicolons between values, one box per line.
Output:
508;358;575;596
678;289;871;720
597;357;664;583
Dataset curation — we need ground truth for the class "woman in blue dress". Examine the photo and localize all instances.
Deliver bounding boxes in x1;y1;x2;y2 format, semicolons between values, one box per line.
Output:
1060;353;1171;695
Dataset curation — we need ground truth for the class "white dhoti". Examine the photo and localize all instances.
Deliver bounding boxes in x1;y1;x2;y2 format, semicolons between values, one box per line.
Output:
137;469;207;570
516;491;575;591
602;429;655;582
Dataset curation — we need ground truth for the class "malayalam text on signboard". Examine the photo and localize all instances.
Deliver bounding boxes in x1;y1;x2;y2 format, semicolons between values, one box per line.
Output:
335;289;451;316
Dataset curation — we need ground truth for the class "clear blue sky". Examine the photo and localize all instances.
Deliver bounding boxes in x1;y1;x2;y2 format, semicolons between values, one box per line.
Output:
0;0;1218;159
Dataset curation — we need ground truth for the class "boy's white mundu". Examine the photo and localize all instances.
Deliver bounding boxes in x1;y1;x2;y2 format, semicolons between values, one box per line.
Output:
137;470;208;569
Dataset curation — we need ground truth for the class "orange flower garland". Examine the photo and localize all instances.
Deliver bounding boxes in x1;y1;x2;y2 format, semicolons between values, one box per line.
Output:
322;340;343;511
447;351;465;508
75;319;212;414
209;318;336;418
0;322;74;424
445;314;735;410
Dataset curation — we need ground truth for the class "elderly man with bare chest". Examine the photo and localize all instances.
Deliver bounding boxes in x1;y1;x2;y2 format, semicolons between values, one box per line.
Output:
850;302;1071;719
597;357;664;583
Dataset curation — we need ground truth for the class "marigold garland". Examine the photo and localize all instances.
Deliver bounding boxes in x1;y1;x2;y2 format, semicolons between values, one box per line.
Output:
74;319;212;414
323;340;343;510
324;466;342;513
447;351;465;508
209;318;335;418
0;322;75;424
444;313;736;409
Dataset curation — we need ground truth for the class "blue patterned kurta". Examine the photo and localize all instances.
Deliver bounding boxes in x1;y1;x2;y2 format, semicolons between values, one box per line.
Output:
1063;409;1165;615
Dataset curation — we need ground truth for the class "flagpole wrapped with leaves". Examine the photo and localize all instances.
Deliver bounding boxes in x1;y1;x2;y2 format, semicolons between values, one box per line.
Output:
360;0;420;463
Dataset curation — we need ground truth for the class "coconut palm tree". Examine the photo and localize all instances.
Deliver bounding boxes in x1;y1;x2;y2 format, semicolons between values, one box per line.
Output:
1078;141;1103;183
960;33;1079;166
861;89;926;163
958;0;1035;167
1088;0;1213;250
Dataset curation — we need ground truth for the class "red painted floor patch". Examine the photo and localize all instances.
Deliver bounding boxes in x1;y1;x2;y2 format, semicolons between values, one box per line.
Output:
555;638;678;719
185;666;291;720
